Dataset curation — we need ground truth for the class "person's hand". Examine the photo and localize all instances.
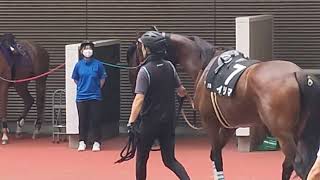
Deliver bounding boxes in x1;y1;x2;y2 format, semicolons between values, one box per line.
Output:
177;85;187;97
177;95;186;104
127;122;135;134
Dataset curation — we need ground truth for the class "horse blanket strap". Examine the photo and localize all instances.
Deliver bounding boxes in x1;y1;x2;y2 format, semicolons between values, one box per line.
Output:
210;92;234;129
205;50;260;96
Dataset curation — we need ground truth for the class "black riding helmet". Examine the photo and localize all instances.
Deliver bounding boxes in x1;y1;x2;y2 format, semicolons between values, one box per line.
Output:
80;40;94;50
138;31;167;55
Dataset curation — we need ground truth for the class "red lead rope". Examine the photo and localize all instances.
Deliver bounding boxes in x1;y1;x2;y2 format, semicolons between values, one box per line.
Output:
0;63;65;83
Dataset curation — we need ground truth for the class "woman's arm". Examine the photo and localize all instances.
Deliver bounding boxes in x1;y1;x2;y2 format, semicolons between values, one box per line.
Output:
98;62;107;88
71;62;79;83
100;79;105;88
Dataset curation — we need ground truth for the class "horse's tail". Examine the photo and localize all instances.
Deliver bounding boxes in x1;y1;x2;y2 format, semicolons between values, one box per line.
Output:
294;71;320;179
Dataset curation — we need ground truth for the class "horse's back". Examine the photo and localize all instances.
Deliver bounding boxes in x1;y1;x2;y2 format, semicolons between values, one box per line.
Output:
197;59;303;127
249;60;301;84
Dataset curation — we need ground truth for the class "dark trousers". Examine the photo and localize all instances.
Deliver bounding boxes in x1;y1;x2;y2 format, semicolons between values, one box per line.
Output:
136;123;190;180
76;100;102;144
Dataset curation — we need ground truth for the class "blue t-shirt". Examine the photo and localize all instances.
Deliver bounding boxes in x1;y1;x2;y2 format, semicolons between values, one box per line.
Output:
71;58;107;102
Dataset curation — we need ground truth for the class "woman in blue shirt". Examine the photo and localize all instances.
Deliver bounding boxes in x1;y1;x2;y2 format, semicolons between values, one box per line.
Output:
72;40;107;152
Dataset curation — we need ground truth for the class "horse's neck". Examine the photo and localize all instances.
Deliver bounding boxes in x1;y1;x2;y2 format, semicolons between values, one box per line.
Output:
170;34;204;80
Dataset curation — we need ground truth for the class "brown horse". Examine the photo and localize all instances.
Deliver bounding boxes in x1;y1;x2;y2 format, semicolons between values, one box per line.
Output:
0;33;49;144
129;31;320;180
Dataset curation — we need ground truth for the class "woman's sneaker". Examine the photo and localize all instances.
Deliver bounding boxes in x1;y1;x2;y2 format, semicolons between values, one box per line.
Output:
92;142;101;152
77;141;86;151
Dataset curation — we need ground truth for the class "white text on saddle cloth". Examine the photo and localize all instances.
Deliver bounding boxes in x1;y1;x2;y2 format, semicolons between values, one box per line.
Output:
216;85;233;96
216;63;247;96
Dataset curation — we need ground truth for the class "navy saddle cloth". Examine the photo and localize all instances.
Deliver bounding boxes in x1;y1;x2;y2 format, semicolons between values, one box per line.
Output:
0;42;32;69
205;50;260;96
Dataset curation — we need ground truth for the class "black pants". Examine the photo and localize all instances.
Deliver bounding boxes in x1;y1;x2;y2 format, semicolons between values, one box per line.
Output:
76;100;102;144
136;123;190;180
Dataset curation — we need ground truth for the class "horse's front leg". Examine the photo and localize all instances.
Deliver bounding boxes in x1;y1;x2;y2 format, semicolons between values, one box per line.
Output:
14;83;34;138
33;78;46;139
210;127;235;180
201;111;230;180
0;82;9;144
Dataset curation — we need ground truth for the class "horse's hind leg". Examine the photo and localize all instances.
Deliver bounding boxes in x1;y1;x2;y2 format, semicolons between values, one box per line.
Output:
277;135;297;180
210;128;235;180
33;78;46;139
14;83;34;137
260;110;297;179
261;120;297;180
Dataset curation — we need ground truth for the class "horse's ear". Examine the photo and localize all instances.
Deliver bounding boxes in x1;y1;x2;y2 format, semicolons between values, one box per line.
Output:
151;25;159;31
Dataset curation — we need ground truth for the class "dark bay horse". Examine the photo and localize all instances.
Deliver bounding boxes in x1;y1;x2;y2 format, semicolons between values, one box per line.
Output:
0;33;49;144
129;31;320;180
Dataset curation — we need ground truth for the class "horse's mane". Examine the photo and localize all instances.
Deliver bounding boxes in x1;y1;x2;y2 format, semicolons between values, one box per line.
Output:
186;35;235;70
187;36;215;69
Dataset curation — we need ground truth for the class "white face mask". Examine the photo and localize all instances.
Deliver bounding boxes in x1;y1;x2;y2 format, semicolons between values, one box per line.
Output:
82;49;93;58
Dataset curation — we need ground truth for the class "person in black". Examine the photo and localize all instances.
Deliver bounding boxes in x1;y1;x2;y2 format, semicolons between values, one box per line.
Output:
127;31;190;180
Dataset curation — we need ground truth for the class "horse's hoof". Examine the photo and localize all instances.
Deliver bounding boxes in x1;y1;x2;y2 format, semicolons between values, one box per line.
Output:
32;133;39;140
32;129;40;140
2;140;8;145
32;132;37;139
16;127;23;135
32;134;37;140
15;134;22;138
